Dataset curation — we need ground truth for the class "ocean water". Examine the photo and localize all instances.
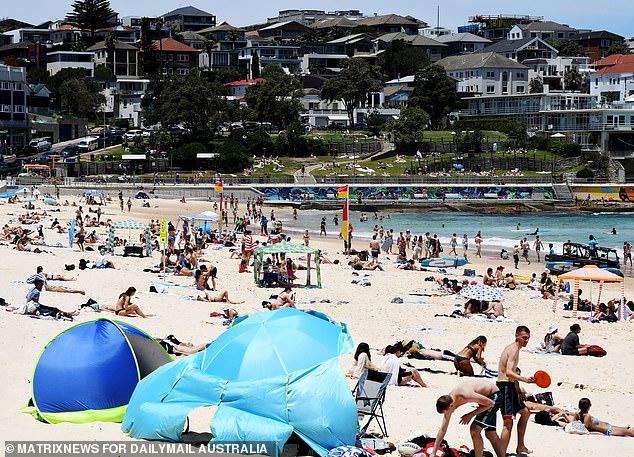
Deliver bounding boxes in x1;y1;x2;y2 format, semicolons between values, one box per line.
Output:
283;209;634;254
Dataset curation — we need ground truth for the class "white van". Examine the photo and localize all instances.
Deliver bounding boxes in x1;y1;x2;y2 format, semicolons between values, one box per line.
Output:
28;138;52;152
77;137;99;152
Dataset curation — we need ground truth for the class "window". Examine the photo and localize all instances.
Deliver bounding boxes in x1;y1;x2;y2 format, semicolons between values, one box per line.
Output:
486;71;495;78
557;33;564;39
176;54;189;62
13;105;24;112
1;105;10;112
516;85;525;93
516;72;524;79
177;68;189;75
486;85;495;94
1;82;9;89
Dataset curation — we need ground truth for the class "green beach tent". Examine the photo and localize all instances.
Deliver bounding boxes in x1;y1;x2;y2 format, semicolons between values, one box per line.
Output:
253;241;321;287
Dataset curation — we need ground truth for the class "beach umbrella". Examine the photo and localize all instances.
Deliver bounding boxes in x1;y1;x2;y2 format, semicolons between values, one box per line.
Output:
201;307;353;381
559;265;624;319
16;187;32;194
122;308;357;453
460;284;504;302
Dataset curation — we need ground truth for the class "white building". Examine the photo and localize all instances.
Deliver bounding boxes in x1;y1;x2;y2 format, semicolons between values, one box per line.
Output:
522;56;590;91
419;26;452;37
436;52;529;96
590;63;634;103
46;51;94;76
101;78;149;127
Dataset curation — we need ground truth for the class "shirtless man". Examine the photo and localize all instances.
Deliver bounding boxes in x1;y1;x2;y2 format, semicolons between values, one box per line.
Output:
369;235;381;266
432;379;505;457
497;326;536;456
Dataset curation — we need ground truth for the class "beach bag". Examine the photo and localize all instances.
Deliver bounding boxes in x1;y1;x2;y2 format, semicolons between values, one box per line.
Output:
564;421;589;435
531;392;554;406
16;301;39;315
587;345;607;357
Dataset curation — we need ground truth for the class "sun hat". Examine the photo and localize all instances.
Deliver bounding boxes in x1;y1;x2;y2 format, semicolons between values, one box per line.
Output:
547;324;558;334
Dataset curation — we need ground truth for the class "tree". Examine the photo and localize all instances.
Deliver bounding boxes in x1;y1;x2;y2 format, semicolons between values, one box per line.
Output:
251;51;260;79
546;39;581;57
139;17;159;76
564;68;582;91
529;76;544;94
104;31;118;75
216;140;252;173
366;110;387;136
151;72;229;138
27;67;50;85
408;64;457;129
59;77;105;118
244;65;303;129
94;64;116;82
607;41;631;56
380;39;430;80
320;58;382;127
387;107;430;152
66;0;115;40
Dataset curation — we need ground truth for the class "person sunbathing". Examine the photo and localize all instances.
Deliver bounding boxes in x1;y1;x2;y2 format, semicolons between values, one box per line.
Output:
398;339;447;361
482;301;505;319
454;336;488;376
26;267;84;295
114;287;148;318
542;324;563;353
483;268;496;286
196;290;243;304
577;397;634;436
16;236;42;253
159;335;208;358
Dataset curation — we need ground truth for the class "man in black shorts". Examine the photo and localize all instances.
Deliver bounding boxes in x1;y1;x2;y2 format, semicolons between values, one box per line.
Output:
431;379;505;457
497;326;536;456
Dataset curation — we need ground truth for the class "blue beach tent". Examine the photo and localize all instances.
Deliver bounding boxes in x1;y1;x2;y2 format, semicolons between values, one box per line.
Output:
26;319;170;424
122;308;357;456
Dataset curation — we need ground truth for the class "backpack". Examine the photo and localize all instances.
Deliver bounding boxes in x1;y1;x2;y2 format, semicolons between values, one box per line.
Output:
587;345;607;357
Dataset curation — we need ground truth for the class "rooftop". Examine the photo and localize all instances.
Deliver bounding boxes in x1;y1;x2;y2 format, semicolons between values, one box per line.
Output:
434;32;491;44
152;38;199;53
224;78;266;86
437;52;528;71
162;6;214;17
357;14;420;27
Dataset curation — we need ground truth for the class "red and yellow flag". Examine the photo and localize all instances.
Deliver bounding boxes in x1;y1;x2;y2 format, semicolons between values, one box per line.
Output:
214;181;223;193
337;185;348;199
341;199;349;242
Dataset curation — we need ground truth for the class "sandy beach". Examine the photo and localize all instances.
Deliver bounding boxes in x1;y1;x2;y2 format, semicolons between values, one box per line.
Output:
1;192;633;455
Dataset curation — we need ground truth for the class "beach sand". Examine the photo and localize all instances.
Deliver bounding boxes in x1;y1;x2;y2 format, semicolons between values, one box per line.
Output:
1;194;633;455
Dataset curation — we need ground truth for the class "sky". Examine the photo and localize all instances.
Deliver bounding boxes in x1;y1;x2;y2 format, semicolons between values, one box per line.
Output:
2;0;633;38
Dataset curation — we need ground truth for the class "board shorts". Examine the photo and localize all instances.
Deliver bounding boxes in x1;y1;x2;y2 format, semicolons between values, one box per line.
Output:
473;391;503;431
497;381;526;420
371;249;380;258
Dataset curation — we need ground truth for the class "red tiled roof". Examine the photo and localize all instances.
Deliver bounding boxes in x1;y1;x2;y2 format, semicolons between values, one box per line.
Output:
594;63;634;75
55;25;75;31
224;78;266;86
152;38;199;52
593;54;634;68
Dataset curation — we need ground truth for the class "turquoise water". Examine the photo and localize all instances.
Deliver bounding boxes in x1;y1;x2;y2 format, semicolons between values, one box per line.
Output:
284;210;634;254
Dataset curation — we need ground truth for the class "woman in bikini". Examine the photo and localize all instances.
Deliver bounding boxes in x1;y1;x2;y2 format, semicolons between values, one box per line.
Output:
577;397;634;436
196;290;244;304
114;287;148;318
453;335;487;376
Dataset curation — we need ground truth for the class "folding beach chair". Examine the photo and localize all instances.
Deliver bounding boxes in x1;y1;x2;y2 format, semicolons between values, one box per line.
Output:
354;369;392;437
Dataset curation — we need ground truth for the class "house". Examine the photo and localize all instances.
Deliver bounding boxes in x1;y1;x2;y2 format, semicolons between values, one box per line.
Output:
0;42;47;70
0;63;28;153
46;51;94;76
198;23;246;71
590;56;634;102
26;83;51;116
507;21;579;41
419;26;452;38
301;53;349;74
178;31;206;51
356;14;426;36
522;56;591;91
311;17;357;37
434;32;491;56
48;24;83;45
94;26;137;44
465;14;543;42
4;28;51;44
238;44;302;74
325;34;374;56
478;37;558;62
101;78;150;127
574;31;625;63
374;32;447;62
162;6;216;32
152;38;200;75
258;21;308;42
0;35;11;47
88;41;140;78
436;52;529;96
268;9;363;27
224;78;265;102
384;76;416;106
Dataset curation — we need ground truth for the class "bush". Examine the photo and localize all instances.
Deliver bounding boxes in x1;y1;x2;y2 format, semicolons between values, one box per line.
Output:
216;141;252;173
171;142;207;166
547;141;581;157
454;119;527;134
576;166;594;179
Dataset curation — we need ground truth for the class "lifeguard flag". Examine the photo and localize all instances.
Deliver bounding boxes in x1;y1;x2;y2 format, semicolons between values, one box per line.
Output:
341;199;349;242
337;185;348;199
214;181;223;193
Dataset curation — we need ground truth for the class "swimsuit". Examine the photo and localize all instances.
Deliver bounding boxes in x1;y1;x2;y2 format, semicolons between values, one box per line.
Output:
474;391;502;430
497;381;526;419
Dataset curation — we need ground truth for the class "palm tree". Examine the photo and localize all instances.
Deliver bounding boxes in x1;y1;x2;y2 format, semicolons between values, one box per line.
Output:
203;37;217;69
153;18;164;77
105;30;118;75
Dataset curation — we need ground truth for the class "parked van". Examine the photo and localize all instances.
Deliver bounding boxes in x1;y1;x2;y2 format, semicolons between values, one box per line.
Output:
28;138;52;152
77;137;99;152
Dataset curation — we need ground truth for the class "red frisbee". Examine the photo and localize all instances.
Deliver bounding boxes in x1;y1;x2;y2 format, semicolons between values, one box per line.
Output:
534;370;551;388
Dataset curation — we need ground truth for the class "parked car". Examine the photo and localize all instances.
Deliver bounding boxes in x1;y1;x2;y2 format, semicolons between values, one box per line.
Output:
167;125;186;136
78;137;99;152
28;138;52;152
124;129;143;141
62;145;79;158
545;242;620;269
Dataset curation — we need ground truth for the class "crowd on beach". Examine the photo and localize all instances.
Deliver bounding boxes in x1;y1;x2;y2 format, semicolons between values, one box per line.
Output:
1;187;633;457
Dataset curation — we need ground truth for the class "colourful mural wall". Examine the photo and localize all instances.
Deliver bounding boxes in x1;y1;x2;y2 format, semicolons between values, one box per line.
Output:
573;186;634;202
257;186;553;201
